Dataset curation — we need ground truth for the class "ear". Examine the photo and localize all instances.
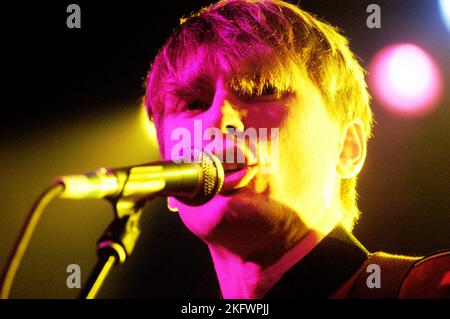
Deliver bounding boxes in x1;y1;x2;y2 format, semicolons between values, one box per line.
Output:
167;196;179;213
336;120;367;179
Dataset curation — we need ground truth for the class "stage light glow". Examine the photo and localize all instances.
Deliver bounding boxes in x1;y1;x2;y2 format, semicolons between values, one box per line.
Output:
439;0;450;32
369;43;443;117
140;104;158;143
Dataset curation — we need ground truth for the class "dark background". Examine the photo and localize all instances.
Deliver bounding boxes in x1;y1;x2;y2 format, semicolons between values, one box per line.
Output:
1;0;449;298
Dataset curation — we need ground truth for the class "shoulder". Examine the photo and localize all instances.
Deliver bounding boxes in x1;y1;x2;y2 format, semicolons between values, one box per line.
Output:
399;250;450;299
343;251;420;299
343;251;449;299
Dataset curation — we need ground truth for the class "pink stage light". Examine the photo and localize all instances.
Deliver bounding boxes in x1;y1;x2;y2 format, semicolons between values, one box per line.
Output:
369;43;443;117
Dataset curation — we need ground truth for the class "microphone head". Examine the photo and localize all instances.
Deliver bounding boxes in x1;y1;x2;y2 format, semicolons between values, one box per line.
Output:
176;150;224;206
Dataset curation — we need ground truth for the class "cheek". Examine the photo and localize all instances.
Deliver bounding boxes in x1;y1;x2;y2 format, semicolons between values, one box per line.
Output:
161;116;194;160
273;113;340;198
301;125;339;191
245;103;288;130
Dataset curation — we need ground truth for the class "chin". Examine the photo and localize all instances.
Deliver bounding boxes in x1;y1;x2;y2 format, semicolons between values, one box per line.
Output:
177;188;266;242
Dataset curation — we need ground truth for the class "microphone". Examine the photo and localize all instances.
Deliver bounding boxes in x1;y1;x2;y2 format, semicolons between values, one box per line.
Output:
54;150;224;206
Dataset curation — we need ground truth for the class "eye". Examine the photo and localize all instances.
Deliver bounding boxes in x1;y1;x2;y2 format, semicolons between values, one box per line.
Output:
185;100;209;112
260;85;277;96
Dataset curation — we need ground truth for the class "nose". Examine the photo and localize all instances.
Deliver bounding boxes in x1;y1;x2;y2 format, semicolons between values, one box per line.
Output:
199;76;244;133
206;100;249;165
205;92;243;135
215;101;245;134
225;124;237;132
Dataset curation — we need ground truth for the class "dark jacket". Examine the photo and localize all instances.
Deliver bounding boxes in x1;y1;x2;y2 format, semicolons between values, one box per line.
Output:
264;225;449;299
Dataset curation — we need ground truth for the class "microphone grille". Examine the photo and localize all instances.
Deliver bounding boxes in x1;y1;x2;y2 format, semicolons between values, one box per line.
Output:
177;150;224;206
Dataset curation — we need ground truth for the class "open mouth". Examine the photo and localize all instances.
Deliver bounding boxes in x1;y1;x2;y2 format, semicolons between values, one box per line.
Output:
222;162;247;173
212;144;259;193
221;162;258;192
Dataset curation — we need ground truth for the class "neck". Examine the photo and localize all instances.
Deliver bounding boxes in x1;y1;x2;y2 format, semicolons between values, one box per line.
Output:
208;228;328;299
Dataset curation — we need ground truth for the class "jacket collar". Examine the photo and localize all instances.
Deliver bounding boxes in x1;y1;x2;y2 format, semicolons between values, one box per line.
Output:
264;224;369;298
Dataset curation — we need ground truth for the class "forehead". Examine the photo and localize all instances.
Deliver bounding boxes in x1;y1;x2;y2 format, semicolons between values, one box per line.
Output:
164;44;308;99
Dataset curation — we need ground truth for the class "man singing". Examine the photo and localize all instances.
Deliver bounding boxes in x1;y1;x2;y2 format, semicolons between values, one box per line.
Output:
144;0;449;298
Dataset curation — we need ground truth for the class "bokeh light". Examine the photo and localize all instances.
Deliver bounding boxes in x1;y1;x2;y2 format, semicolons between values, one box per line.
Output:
369;43;443;117
440;0;450;32
140;104;158;144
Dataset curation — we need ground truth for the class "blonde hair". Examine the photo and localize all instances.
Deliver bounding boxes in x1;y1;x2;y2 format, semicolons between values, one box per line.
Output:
145;0;374;231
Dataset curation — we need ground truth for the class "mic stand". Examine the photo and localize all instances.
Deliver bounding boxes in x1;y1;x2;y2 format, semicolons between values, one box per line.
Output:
79;197;145;299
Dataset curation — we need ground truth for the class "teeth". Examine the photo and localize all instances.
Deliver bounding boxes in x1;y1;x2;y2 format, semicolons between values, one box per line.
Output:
222;162;259;172
223;163;243;172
